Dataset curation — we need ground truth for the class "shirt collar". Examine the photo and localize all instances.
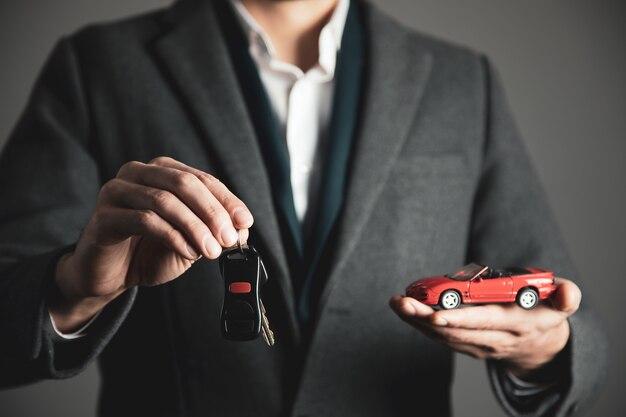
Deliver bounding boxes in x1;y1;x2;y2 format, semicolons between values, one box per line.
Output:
229;0;350;78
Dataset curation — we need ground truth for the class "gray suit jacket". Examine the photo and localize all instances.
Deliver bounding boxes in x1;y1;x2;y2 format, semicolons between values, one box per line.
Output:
0;0;607;416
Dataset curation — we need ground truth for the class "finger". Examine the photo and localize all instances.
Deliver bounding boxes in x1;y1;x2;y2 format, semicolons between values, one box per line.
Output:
430;304;526;332
418;325;517;361
410;320;448;342
397;316;514;361
97;207;197;261
427;326;516;354
116;161;238;247
100;179;222;259
448;342;492;360
523;303;573;332
432;302;572;335
389;310;447;343
149;157;254;229
396;313;493;358
551;277;582;315
389;295;434;325
220;228;250;251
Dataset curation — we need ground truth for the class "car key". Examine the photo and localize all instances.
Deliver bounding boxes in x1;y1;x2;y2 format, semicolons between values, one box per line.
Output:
219;236;275;346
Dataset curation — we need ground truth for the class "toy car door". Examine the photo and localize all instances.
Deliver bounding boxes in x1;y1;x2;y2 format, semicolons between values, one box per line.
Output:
469;272;513;302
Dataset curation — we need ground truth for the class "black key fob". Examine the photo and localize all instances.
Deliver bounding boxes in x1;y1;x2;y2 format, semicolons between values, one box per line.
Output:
219;245;267;341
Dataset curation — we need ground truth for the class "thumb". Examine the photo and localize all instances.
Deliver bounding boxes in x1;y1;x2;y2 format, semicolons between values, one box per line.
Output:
389;295;434;319
551;278;582;315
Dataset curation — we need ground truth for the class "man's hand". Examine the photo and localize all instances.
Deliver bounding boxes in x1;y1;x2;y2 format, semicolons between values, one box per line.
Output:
50;156;254;332
389;278;581;379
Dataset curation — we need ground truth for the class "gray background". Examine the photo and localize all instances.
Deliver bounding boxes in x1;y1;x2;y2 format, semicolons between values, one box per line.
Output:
0;0;623;415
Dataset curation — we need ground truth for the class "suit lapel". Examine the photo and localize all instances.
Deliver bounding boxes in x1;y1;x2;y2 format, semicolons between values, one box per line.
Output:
290;6;436;408
315;5;434;317
151;0;300;339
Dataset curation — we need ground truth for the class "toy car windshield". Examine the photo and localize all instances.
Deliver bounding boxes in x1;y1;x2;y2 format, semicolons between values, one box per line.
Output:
446;263;488;281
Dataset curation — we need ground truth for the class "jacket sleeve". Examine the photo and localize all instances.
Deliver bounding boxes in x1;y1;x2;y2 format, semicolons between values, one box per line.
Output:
467;56;608;416
0;37;136;387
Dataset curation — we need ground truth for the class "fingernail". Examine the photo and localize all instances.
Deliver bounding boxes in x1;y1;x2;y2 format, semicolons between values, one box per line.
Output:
222;228;238;247
233;208;252;227
186;243;200;259
204;235;222;258
432;317;448;326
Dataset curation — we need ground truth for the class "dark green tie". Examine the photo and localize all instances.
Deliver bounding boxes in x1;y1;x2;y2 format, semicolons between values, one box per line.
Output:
299;1;365;323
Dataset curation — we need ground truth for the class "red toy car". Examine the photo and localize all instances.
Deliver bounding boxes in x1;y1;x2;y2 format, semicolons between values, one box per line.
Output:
406;263;556;310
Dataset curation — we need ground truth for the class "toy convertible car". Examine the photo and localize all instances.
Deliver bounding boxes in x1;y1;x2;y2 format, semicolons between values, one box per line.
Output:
406;263;556;310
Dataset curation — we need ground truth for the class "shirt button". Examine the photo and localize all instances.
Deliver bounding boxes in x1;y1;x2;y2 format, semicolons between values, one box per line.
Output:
300;163;312;174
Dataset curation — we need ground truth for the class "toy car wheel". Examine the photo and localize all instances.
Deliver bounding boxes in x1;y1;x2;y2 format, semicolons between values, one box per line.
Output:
516;288;538;309
440;290;461;310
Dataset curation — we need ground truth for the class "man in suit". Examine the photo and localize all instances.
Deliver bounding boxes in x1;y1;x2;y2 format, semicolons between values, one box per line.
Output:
0;0;607;416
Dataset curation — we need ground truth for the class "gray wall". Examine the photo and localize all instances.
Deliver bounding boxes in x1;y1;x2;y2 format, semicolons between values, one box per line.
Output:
0;0;624;415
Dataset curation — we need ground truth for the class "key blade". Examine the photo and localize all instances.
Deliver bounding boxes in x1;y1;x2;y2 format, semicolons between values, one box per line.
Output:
261;327;272;346
261;320;275;347
260;301;275;347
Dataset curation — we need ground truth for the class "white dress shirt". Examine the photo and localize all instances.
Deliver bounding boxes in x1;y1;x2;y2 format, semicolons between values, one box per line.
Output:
230;0;350;232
